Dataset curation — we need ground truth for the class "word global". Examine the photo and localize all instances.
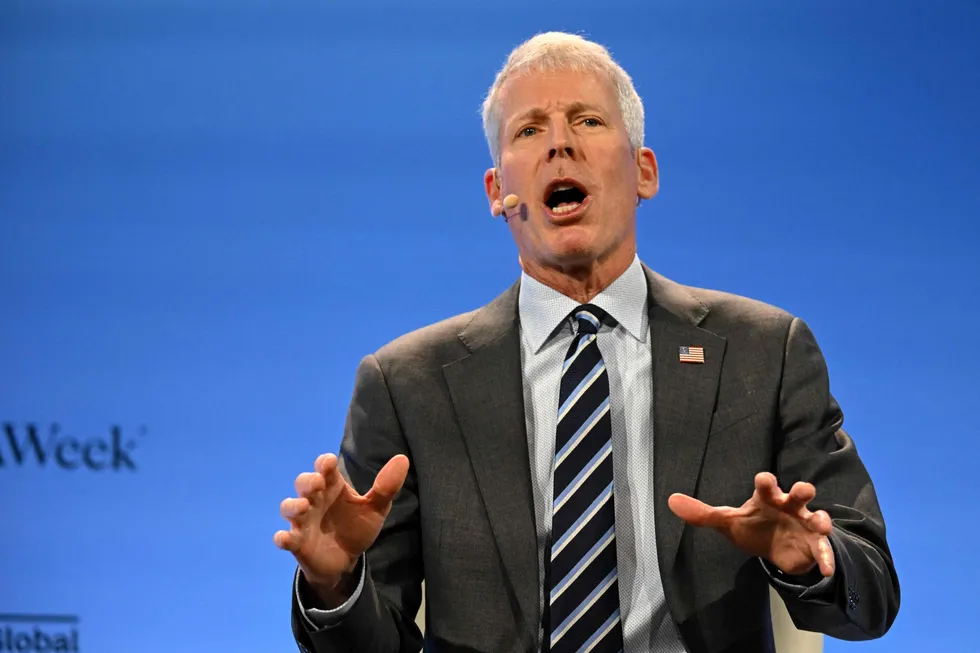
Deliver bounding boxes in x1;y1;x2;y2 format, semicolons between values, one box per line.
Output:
0;423;143;471
0;628;78;652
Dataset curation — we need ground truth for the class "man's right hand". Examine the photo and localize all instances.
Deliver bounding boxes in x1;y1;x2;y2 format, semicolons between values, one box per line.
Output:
274;452;410;607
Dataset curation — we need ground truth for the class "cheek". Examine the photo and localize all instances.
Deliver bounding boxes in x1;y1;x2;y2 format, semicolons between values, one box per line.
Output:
501;178;533;207
500;159;534;190
595;173;638;212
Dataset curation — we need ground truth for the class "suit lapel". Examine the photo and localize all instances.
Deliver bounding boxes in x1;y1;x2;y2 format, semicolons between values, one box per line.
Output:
643;267;727;574
442;282;540;650
438;266;728;643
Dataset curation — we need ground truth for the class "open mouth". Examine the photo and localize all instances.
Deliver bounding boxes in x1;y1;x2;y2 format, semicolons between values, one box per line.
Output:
544;180;589;216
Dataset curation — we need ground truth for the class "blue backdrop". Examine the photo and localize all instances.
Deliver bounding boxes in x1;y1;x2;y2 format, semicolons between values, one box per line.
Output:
2;1;978;651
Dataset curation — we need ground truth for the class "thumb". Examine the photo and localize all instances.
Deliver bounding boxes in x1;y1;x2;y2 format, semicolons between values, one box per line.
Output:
365;454;410;512
668;493;725;528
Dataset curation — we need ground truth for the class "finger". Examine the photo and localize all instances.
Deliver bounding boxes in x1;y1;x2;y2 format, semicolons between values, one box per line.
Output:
806;509;833;536
273;529;300;553
294;472;326;499
315;453;339;477
311;454;345;506
784;481;816;515
667;493;730;529
753;472;785;507
365;454;410;512
812;535;836;577
280;497;311;522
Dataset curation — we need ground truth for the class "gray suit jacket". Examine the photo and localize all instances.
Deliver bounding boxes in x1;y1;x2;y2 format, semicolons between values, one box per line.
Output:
290;265;900;653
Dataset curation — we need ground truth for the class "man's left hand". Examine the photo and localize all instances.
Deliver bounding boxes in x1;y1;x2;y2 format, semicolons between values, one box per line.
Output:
668;472;835;578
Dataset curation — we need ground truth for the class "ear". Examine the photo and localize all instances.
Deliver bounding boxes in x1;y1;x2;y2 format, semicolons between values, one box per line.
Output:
484;167;503;216
636;147;659;200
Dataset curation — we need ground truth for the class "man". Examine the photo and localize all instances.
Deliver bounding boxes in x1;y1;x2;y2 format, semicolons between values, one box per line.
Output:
274;32;900;653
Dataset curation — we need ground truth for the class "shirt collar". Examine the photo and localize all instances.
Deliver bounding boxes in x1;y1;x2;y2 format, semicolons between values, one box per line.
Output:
518;254;649;354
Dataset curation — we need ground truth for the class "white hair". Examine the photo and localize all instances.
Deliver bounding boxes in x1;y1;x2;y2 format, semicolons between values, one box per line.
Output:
481;32;645;167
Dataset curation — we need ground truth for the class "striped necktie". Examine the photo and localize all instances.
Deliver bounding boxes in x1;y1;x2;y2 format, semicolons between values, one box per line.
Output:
549;304;624;653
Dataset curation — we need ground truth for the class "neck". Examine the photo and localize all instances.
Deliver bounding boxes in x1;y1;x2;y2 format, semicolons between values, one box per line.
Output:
520;245;636;304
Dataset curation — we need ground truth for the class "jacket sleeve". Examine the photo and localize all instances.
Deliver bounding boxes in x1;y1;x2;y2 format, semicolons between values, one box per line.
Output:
291;353;424;653
770;317;900;640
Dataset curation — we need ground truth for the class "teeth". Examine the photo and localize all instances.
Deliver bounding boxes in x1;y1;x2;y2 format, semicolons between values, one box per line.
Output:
551;202;581;214
554;184;574;191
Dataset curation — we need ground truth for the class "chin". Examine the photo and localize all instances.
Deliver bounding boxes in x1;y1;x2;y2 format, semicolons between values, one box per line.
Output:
549;245;598;268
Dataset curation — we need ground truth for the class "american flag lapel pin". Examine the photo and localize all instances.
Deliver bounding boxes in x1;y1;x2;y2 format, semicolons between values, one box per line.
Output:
679;345;705;364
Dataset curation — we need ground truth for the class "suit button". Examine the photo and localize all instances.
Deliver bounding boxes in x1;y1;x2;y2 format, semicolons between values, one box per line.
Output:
847;586;860;610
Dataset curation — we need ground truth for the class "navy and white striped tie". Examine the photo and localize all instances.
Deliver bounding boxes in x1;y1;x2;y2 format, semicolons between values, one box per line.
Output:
549;304;623;653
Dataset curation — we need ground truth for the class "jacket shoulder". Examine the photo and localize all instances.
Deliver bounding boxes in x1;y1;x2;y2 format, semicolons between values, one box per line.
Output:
372;308;477;370
371;280;520;372
683;284;797;337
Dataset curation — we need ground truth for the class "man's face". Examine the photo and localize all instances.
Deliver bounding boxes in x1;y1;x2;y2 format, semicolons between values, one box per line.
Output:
485;67;658;275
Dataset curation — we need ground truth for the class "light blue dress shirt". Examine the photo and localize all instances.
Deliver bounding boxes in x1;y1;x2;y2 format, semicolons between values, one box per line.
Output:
297;254;832;650
517;254;682;651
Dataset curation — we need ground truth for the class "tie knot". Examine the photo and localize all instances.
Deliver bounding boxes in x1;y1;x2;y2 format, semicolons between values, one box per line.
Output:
572;304;605;335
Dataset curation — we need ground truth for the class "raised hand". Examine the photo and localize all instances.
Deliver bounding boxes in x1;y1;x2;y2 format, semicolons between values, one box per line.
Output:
668;472;835;577
274;452;410;604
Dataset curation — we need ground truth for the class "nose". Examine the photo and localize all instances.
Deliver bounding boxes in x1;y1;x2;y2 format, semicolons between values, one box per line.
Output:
547;122;577;161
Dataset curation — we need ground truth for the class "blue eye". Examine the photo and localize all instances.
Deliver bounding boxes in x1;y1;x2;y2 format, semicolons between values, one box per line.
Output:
520;127;537;138
582;118;600;127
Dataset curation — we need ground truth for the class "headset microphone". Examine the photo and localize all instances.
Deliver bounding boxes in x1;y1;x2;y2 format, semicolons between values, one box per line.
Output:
493;194;526;222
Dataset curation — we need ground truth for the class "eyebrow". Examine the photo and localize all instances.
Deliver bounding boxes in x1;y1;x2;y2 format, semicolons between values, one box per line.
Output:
511;102;605;126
